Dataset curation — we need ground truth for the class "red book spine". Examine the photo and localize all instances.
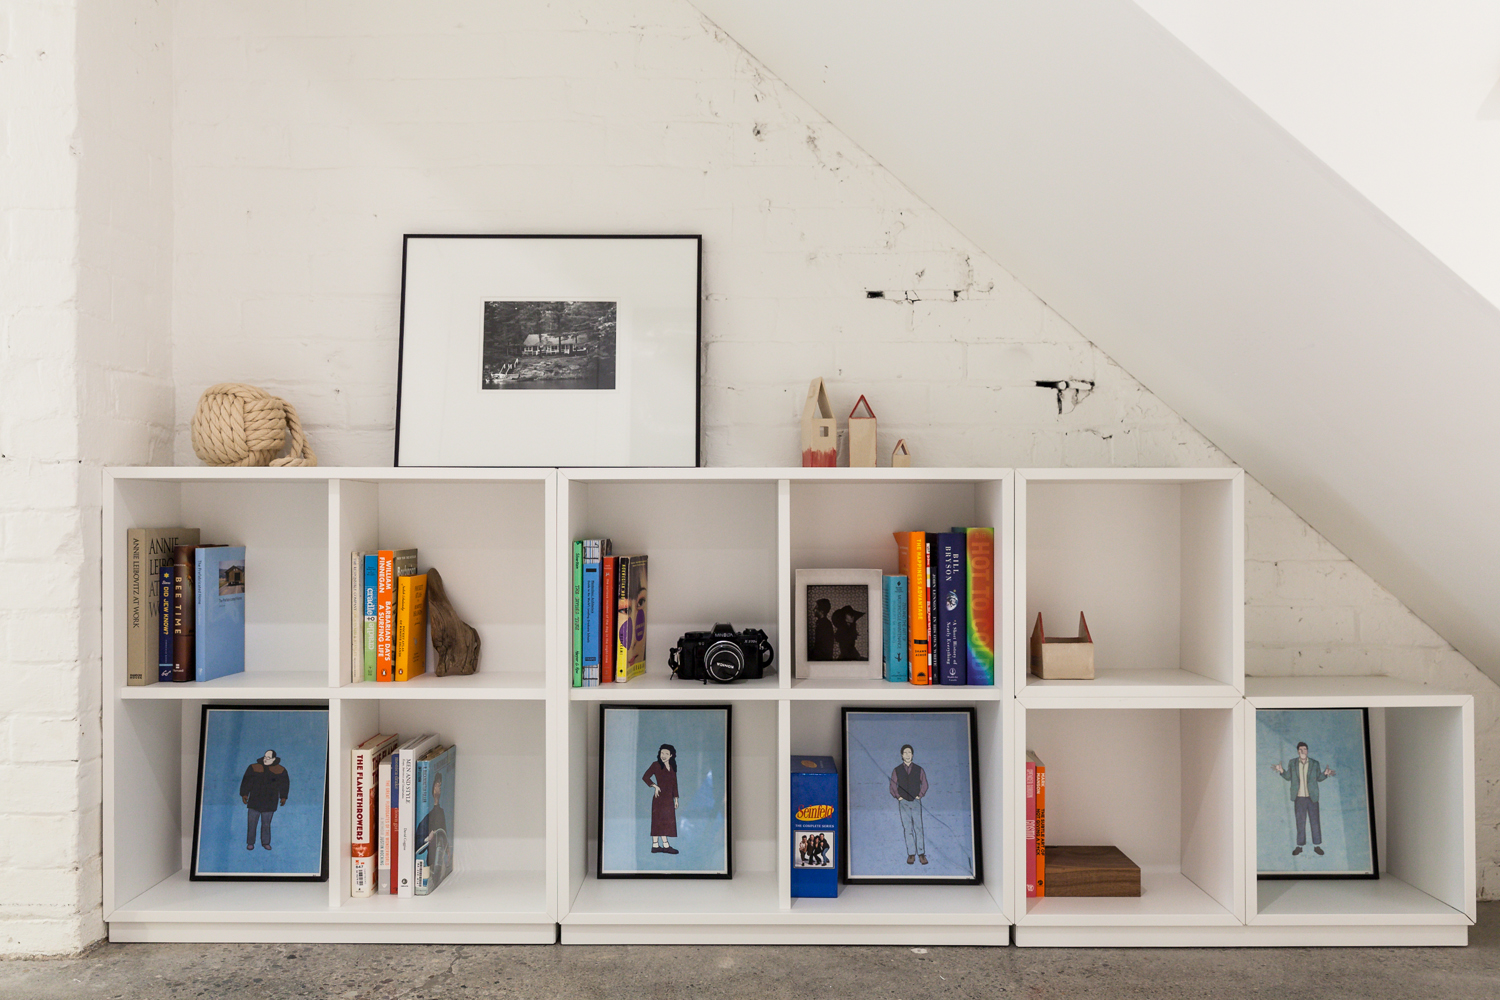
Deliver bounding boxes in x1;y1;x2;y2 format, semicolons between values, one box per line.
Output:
376;550;394;682
1025;761;1037;898
599;556;615;682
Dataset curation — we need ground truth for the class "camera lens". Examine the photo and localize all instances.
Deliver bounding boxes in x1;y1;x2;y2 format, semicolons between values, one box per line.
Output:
702;639;746;683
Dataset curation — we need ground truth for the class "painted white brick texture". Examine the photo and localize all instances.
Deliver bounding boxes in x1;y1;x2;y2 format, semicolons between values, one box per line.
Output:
2;0;1496;955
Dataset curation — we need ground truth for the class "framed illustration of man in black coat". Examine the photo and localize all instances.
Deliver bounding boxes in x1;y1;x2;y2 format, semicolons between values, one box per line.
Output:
191;704;329;881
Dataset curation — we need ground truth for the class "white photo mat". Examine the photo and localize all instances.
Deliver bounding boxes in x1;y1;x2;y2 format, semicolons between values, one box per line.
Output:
396;235;701;467
794;568;884;679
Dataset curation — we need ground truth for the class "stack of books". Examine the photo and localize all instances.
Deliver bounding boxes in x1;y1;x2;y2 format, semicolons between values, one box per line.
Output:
1025;750;1046;898
571;538;648;686
348;549;428;683
350;732;457;897
125;528;245;684
886;528;996;685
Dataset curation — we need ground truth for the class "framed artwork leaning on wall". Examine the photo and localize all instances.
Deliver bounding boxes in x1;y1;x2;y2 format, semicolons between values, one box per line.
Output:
1256;707;1378;879
395;234;702;467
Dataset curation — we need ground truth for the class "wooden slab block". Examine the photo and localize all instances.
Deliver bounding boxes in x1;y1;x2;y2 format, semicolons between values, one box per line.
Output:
1045;846;1141;897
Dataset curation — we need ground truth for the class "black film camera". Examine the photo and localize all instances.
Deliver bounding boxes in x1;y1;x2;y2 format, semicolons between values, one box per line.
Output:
668;623;775;684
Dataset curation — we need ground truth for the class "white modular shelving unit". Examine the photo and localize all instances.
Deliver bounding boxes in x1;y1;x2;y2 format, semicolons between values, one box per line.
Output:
103;468;558;944
555;469;1015;944
101;465;1475;947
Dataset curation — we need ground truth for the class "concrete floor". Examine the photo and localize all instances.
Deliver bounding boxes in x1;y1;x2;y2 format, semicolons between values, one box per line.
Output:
3;903;1497;1000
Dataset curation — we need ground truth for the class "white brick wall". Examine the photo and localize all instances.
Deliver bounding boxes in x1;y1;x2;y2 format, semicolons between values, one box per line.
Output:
0;0;172;957
2;0;1495;955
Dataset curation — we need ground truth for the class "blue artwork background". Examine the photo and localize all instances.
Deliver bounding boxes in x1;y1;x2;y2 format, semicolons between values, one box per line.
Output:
195;708;328;877
600;707;729;875
845;710;976;879
1256;708;1375;875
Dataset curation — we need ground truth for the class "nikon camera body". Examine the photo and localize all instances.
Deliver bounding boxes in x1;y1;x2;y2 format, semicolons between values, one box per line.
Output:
669;623;774;684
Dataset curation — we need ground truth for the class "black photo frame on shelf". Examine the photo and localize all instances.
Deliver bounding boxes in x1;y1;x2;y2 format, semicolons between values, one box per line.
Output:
842;707;982;885
794;568;884;680
597;703;732;879
395;234;702;468
1256;707;1379;879
190;704;330;881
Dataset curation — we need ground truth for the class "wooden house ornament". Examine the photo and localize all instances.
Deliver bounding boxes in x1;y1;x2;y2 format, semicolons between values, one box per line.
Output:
847;395;878;468
1030;611;1094;679
891;439;911;468
800;378;837;467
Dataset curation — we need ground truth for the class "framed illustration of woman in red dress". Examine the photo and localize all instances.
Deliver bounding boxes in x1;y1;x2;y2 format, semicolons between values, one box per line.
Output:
598;705;732;878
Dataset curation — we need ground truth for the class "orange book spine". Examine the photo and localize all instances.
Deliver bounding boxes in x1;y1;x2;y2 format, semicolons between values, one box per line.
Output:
376;550;394;682
1035;762;1046;897
893;531;930;683
393;574;427;682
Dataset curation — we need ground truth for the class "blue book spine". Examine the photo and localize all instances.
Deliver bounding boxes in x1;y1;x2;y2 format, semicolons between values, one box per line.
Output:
937;533;966;685
882;576;908;682
413;755;431;891
582;540;601;686
195;546;246;682
363;554;378;683
158;565;174;682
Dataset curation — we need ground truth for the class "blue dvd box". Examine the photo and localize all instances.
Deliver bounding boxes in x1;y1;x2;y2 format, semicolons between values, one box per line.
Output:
791;755;839;898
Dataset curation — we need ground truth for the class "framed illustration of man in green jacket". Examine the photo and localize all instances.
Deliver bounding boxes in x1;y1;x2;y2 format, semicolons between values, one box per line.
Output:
1273;741;1334;855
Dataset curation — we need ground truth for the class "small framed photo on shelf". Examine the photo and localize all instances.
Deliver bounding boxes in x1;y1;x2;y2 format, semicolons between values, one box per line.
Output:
395;234;702;468
190;704;329;881
794;568;884;680
597;704;732;878
1256;707;1378;879
841;707;982;885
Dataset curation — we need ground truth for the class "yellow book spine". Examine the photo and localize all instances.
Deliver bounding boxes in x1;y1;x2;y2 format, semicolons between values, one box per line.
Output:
394;574;428;682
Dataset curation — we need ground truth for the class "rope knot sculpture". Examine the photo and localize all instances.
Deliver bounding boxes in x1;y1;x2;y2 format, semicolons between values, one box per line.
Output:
190;383;318;467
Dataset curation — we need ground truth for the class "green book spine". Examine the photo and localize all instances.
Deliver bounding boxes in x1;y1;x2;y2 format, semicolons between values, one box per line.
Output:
572;539;584;688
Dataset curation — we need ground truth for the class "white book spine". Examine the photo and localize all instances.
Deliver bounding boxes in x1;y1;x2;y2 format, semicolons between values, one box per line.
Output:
351;552;363;683
397;749;416;897
377;758;392;890
351;746;374;897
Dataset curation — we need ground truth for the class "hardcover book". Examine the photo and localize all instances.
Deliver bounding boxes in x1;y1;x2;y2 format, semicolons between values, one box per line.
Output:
393;573;428;682
615;555;648;682
571;540;584;688
378;756;393;892
581;539;611;686
892;532;930;683
936;533;967;685
882;575;909;682
195;545;246;682
414;744;457;895
158;564;174;683
1025;757;1037;898
363;554;377;683
395;733;440;897
926;533;938;685
171;545;201;682
599;555;616;683
791;756;839;898
960;527;996;686
350;552;364;684
351;733;399;898
376;548;418;682
126;528;199;685
1029;749;1046;896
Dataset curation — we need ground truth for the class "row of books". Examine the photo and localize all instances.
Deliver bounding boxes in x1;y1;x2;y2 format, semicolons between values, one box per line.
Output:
886;528;996;685
1025;749;1046;897
350;732;456;897
124;527;245;684
347;549;428;683
570;539;648;686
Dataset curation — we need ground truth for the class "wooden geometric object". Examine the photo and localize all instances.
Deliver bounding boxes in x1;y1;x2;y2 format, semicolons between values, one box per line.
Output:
847;395;877;468
1030;611;1094;679
891;439;911;468
800;378;837;467
1045;845;1141;897
426;567;480;676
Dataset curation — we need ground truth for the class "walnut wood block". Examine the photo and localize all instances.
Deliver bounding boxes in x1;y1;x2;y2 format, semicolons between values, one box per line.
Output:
426;567;480;676
1045;846;1141;897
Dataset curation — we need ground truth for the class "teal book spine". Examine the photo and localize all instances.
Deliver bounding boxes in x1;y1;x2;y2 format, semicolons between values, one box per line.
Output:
195;546;246;682
882;575;908;682
572;540;584;687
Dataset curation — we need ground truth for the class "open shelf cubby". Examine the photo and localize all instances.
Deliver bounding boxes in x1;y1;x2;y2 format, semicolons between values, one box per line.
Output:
101;466;1473;946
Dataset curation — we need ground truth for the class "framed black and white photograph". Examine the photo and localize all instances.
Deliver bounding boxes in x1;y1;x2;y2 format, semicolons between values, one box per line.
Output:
190;704;329;881
597;703;732;879
842;707;982;884
1256;707;1379;879
794;568;883;680
396;234;701;467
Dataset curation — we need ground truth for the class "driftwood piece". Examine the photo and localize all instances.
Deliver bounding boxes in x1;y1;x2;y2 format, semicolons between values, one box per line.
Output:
426;567;480;676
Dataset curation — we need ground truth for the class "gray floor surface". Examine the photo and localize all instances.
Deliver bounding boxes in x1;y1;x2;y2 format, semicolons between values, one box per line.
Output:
2;901;1497;1000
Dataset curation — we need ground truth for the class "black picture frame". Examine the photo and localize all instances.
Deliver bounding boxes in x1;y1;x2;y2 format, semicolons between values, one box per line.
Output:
841;707;983;885
1256;706;1379;880
596;703;733;879
394;234;702;468
190;704;330;882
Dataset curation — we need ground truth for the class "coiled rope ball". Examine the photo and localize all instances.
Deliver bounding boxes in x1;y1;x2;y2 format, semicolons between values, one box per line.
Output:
191;383;318;468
